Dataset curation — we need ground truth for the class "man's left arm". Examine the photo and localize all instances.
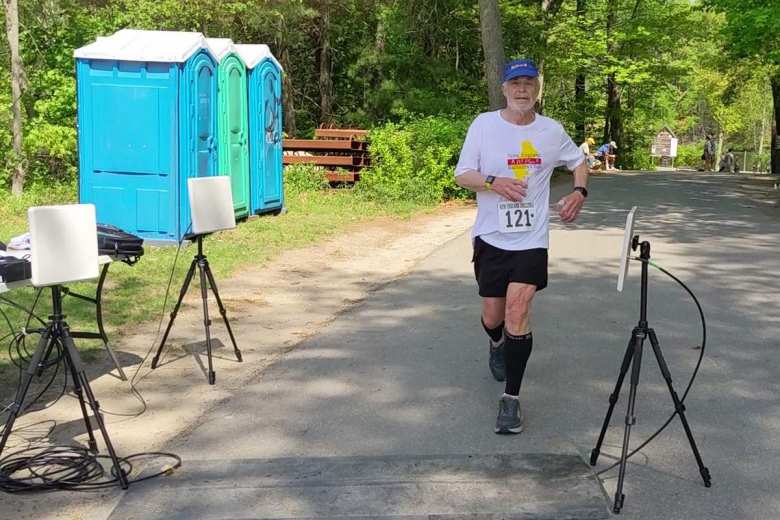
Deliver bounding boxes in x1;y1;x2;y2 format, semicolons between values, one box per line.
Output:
558;160;588;223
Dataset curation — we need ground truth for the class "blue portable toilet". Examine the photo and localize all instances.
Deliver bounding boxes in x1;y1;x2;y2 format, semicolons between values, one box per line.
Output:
234;44;284;215
75;29;219;242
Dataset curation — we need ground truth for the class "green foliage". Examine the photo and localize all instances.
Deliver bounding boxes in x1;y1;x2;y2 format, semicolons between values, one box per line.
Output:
284;164;329;194
675;142;704;168
0;0;776;194
704;0;780;66
357;115;471;204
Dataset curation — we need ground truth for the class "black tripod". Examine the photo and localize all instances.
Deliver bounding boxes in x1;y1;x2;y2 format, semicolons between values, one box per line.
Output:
151;235;242;384
590;237;711;513
0;286;128;489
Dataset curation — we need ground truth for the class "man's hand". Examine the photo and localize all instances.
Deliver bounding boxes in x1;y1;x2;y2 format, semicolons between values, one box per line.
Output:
557;190;586;223
492;177;528;202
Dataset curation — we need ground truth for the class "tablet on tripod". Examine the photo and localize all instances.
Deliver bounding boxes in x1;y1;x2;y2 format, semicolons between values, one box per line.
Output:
617;206;637;292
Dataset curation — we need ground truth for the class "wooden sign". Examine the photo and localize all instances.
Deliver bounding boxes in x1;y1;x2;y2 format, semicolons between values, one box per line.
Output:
651;127;677;157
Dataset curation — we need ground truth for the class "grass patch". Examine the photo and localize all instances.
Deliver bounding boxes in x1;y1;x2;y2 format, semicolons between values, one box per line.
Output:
0;185;434;386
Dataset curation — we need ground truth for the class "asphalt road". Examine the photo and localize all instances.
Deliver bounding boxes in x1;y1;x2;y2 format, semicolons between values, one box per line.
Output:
111;171;780;519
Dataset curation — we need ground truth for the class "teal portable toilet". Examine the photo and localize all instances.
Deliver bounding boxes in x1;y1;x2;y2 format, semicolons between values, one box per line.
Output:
207;38;250;219
234;44;284;215
75;30;218;242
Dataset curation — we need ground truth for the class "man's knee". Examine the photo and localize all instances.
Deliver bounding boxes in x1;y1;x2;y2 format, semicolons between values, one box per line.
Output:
482;298;506;328
482;314;504;329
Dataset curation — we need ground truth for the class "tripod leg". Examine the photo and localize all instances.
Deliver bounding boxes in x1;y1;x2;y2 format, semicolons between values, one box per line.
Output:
95;263;127;380
203;260;242;363
60;328;99;453
36;326;59;377
60;327;129;489
197;259;216;385
647;329;712;487
614;329;646;514
151;258;198;369
591;331;636;466
0;328;52;457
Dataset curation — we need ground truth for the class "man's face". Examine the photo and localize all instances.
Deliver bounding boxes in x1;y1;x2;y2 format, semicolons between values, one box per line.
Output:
502;76;539;112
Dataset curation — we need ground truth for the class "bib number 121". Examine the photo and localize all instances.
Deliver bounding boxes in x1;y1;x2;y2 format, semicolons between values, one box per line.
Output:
498;202;535;233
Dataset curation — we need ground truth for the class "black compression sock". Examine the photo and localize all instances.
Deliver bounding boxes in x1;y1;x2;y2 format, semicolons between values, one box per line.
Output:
504;330;533;396
482;318;504;343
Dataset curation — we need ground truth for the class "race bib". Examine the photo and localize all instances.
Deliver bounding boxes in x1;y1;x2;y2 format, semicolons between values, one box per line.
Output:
498;202;535;233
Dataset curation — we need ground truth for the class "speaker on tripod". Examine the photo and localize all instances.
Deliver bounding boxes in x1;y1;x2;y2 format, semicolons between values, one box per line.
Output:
151;176;242;384
0;204;128;489
590;207;711;513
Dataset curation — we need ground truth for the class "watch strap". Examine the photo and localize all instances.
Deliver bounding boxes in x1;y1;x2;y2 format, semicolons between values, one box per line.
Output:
573;186;588;198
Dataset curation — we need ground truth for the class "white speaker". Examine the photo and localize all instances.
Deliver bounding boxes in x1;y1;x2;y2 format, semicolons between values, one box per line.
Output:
28;204;99;287
188;176;236;235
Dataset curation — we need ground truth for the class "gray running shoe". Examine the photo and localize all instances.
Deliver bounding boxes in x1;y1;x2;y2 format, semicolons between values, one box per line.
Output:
495;395;524;434
488;338;506;382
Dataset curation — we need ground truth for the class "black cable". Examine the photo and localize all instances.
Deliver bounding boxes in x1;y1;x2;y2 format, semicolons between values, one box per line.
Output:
0;231;189;491
114;224;189;419
1;290;65;422
0;446;181;492
595;257;707;476
79;227;188;419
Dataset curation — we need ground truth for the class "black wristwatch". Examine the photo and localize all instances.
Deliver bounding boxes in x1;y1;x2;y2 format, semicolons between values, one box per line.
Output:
484;175;496;190
573;186;588;198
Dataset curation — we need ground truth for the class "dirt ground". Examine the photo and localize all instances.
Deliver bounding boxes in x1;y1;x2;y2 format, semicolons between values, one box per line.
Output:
1;201;477;520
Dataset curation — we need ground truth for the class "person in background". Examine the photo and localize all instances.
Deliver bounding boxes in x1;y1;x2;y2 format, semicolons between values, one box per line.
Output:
702;134;716;171
719;148;736;174
579;137;599;169
595;141;618;171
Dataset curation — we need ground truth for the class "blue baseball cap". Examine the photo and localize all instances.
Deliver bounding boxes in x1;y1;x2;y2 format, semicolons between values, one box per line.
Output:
503;59;539;82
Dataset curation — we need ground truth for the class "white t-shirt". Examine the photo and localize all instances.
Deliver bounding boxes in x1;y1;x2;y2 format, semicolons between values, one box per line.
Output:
455;111;583;251
579;142;590;155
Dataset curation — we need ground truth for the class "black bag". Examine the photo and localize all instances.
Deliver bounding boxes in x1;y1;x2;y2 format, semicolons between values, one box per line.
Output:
0;256;31;283
97;224;144;264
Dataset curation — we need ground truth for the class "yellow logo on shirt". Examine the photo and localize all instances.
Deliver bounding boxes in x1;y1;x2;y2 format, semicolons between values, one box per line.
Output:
507;141;541;179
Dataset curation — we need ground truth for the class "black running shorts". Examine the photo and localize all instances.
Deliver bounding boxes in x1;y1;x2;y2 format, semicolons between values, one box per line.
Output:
472;236;548;297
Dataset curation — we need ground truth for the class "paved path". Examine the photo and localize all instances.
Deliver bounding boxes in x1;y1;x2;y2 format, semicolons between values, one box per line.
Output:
13;171;780;519
116;171;780;519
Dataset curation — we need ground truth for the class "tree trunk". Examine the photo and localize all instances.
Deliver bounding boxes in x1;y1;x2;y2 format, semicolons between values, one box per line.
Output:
603;0;623;155
318;1;334;124
5;0;26;195
535;1;564;114
478;0;506;110
758;102;767;171
536;58;545;114
772;74;780;174
280;45;297;137
716;129;724;169
574;0;586;143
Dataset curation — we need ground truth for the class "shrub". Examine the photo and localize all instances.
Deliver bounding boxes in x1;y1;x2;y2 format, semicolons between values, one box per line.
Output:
283;164;329;195
675;142;703;168
357;115;472;204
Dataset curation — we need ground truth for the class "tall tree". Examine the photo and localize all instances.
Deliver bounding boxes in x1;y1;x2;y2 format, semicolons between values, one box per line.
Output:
535;0;565;113
478;0;505;110
574;0;587;143
705;0;780;173
316;0;334;124
603;0;623;154
4;0;27;195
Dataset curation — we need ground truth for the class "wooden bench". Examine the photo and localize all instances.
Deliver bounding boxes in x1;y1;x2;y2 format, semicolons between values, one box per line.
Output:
313;128;368;140
283;127;370;185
